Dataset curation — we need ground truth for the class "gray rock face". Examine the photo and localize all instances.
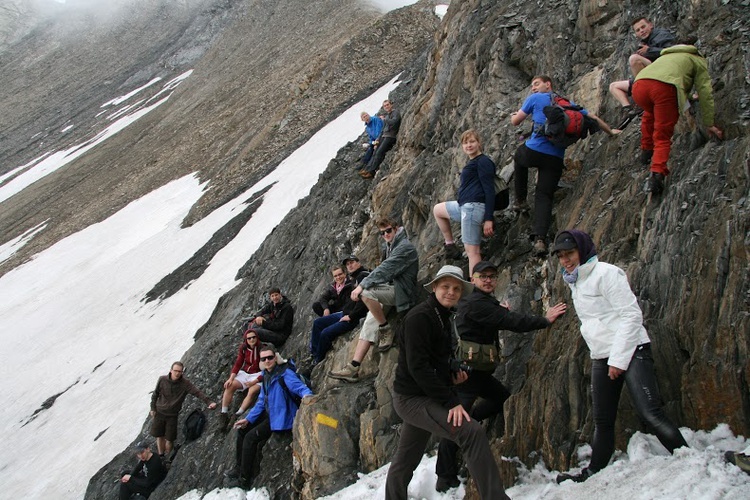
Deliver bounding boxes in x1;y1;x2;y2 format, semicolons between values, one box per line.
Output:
2;0;748;498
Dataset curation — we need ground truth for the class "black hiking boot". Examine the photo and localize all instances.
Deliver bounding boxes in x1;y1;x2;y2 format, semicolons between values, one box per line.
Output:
556;467;594;484
644;172;665;195
640;149;653;165
616;105;640;130
435;476;460;492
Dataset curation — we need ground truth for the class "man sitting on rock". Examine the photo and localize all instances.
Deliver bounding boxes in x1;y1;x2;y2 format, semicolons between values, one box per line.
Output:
609;16;675;129
359;100;401;179
119;441;167;499
312;265;353;317
248;287;294;346
359;111;383;170
230;344;313;489
310;256;370;364
328;216;419;382
219;328;263;431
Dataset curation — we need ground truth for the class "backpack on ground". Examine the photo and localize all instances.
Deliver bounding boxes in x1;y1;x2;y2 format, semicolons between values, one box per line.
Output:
277;359;312;407
183;409;207;441
542;93;600;148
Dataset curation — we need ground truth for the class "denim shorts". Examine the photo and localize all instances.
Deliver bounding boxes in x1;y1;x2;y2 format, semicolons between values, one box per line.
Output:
445;201;485;246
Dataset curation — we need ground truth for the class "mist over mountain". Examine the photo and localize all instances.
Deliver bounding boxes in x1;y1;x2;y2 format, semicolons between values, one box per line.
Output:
1;0;748;499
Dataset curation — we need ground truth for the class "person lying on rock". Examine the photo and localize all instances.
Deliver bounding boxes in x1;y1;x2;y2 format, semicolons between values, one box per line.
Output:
218;328;263;432
309;255;370;364
609;16;676;129
229;344;313;489
248;286;294;346
311;265;353;317
328;216;419;382
552;230;688;484
359;99;401;179
119;441;167;499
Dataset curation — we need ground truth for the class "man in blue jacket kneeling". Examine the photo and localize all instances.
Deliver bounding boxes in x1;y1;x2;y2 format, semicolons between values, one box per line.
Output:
230;344;312;488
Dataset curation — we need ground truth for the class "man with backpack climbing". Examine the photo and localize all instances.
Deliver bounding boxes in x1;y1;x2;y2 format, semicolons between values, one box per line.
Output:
230;344;313;488
150;361;216;465
510;75;620;256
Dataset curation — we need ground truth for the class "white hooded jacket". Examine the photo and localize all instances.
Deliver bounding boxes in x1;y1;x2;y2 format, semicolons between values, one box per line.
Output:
566;256;651;370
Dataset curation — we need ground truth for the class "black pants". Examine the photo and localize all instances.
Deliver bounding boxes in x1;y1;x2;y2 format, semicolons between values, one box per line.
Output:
235;414;273;482
365;136;397;173
435;370;511;481
119;481;153;500
590;344;687;472
513;143;564;241
253;327;289;347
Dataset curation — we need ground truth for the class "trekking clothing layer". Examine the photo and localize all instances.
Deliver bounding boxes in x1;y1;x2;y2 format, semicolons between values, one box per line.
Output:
243;363;312;431
359;227;419;312
639;26;676;62
632;79;680;175
365;135;396;173
119;452;167;499
340;266;371;321
589;344;687;471
380;108;401;138
236;413;273;484
445;201;485;246
312;277;354;317
513;143;565;240
310;311;358;363
231;342;262;376
564;256;650;370
151;374;211;417
364;115;383;143
522;92;588;158
456;153;496;221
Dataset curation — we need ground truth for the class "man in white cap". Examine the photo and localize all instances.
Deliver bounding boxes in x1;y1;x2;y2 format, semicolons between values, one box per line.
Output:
385;265;509;500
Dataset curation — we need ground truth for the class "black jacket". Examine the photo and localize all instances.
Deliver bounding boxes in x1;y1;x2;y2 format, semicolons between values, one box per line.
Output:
128;453;167;494
641;27;676;62
255;296;294;336
394;294;460;409
315;278;354;314
456;288;550;345
340;266;371;322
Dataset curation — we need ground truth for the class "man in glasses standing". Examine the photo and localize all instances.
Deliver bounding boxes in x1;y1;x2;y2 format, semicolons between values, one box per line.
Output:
433;261;567;492
218;329;264;431
231;344;313;488
329;216;419;382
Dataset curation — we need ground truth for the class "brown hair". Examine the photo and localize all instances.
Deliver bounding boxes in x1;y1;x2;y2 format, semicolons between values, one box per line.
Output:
460;129;483;149
630;16;650;27
375;216;400;229
532;75;553;85
268;287;281;295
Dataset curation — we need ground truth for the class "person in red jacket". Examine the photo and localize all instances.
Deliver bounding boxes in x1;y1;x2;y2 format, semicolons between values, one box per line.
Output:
219;329;263;430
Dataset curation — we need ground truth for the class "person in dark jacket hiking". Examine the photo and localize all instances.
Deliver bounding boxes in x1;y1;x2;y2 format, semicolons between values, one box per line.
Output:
229;344;313;488
309;256;370;364
609;16;676;129
433;129;496;274
359;111;383;170
119;441;167;499
359;99;401;179
434;260;567;492
249;287;294;345
510;75;620;256
219;329;264;431
328;216;419;382
552;230;688;484
150;361;216;461
385;265;510;500
632;44;723;195
311;265;353;317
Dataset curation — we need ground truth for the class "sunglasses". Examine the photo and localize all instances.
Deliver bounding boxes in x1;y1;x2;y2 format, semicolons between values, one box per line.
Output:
379;227;394;236
260;355;275;362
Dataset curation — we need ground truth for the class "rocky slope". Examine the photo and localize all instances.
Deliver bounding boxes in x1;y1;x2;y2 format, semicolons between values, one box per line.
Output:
1;0;747;498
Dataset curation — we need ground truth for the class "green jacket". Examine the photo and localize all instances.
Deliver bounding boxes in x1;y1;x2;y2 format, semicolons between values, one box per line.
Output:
359;227;419;312
635;45;716;127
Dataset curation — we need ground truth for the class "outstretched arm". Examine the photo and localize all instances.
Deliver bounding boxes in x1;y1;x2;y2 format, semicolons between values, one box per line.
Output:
588;113;621;136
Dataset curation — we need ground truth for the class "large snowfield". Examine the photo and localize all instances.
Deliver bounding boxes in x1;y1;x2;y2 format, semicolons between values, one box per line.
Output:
1;1;749;499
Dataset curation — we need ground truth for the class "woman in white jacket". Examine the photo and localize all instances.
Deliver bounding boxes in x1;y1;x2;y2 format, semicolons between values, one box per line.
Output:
552;229;687;483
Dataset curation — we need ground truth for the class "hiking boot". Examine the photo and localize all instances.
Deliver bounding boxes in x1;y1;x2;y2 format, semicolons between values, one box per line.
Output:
435;476;460;492
512;200;529;214
644;172;665;195
359;170;374;179
328;363;360;382
616;105;640;130
640;149;653;165
444;242;462;260
725;451;750;475
377;323;395;352
556;467;594;484
532;238;548;257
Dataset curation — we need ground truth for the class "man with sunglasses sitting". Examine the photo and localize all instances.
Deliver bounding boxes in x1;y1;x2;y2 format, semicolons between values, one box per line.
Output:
230;344;313;488
218;329;264;431
433;261;567;492
329;216;419;382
